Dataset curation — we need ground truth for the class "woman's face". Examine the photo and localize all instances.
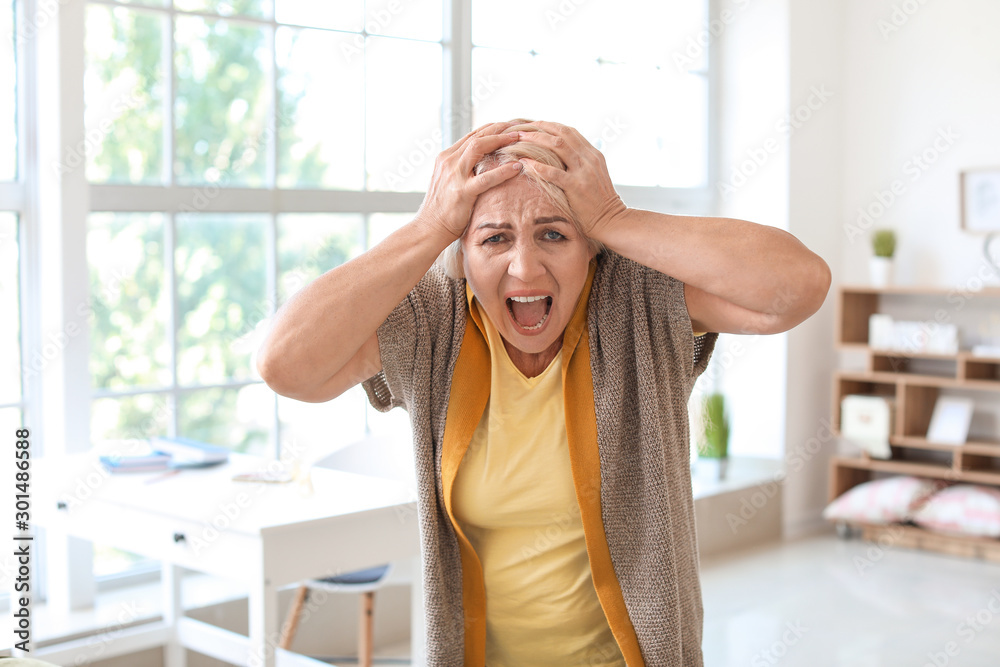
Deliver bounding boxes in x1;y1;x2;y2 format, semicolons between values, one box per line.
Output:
462;176;595;356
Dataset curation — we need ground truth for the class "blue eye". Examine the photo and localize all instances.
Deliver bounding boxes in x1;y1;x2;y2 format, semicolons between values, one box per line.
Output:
484;234;503;244
543;230;565;241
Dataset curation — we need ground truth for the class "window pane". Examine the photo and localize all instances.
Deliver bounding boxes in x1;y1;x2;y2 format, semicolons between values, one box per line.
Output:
365;38;441;191
84;5;165;184
0;213;19;404
366;0;442;42
94;544;154;577
0;407;21;434
276;27;364;190
179;384;272;454
472;49;708;188
597;65;708;188
471;1;709;189
1;0;14;181
471;0;544;52
91;393;171;443
278;386;366;466
471;48;568;127
367;212;414;249
174;0;271;19
176;214;267;385
277;213;362;304
175;16;270;186
88;213;170;390
274;0;362;31
473;0;707;64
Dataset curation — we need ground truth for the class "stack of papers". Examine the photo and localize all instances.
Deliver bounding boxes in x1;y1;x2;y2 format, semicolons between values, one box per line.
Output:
100;436;230;473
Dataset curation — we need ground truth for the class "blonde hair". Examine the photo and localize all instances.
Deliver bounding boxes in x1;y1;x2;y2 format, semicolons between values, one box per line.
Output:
435;124;604;280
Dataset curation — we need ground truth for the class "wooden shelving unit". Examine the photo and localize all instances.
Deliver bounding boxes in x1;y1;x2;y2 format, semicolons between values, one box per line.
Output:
831;285;1000;562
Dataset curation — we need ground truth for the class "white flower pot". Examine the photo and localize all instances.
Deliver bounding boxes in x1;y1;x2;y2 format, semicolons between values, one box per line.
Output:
869;257;894;287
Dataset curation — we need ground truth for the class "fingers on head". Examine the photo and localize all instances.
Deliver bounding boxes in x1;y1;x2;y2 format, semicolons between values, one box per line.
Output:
520;158;565;185
474;160;523;191
475;121;517;136
463;132;518;163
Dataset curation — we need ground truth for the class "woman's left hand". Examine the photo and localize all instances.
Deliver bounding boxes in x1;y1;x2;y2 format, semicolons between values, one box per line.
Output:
508;120;629;241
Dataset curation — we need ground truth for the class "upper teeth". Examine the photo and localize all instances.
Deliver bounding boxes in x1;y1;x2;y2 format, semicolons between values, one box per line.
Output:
510;296;547;302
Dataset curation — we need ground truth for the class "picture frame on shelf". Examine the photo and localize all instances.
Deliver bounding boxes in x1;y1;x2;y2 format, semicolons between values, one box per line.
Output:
926;396;975;445
841;394;894;459
960;168;1000;233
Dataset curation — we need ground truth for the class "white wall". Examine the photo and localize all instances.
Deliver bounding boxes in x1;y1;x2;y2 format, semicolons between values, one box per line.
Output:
778;0;1000;536
782;0;844;537
841;0;1000;288
713;0;791;461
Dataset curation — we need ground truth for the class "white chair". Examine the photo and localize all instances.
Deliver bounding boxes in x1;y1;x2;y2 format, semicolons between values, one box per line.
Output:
278;434;416;666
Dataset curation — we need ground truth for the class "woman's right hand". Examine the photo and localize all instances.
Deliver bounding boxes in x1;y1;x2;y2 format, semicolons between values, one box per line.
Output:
414;122;524;242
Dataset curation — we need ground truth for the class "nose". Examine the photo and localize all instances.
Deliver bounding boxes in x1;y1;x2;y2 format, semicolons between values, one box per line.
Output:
507;241;546;283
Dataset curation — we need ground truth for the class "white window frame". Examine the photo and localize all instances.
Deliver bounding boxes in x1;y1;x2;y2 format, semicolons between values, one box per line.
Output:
28;0;717;621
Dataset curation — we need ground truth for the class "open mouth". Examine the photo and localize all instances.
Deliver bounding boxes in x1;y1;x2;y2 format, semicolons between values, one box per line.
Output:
506;295;553;332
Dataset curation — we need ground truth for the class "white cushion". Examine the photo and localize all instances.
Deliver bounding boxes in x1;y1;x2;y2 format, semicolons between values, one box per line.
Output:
912;484;1000;538
823;476;941;524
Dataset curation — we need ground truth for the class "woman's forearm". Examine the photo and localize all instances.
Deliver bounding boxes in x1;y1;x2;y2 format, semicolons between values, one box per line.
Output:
256;218;452;397
257;125;524;400
592;209;831;326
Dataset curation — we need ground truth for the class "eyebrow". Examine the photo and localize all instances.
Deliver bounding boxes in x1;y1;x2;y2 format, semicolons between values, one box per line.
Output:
475;216;571;230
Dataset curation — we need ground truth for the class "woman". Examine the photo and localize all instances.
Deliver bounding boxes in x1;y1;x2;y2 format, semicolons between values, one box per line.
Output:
257;120;831;666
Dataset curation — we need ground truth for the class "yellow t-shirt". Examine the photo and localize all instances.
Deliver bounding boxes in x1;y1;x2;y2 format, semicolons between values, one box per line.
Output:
451;300;626;667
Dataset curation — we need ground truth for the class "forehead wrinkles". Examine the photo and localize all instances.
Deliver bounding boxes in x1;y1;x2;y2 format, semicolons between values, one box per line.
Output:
472;184;565;229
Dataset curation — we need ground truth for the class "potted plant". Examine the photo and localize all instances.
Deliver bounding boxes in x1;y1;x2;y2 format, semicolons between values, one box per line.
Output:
870;229;896;287
697;392;731;481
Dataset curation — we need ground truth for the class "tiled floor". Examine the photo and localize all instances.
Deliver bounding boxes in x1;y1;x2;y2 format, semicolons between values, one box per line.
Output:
36;532;996;665
700;533;1000;667
383;533;1000;666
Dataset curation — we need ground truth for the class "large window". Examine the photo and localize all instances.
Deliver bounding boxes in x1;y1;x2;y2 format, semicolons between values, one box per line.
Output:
82;0;714;460
25;0;713;598
470;0;710;189
83;0;442;465
1;0;23;433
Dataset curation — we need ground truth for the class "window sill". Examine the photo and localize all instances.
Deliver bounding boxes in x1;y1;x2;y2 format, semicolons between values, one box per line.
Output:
691;456;783;500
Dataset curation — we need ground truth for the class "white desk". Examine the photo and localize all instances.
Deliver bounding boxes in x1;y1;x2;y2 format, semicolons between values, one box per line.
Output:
33;453;422;667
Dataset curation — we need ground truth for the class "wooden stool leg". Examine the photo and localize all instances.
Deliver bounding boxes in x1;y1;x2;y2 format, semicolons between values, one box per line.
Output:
359;592;375;667
279;585;310;650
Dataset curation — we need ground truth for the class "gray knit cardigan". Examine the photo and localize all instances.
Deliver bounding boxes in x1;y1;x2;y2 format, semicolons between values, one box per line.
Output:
363;249;718;666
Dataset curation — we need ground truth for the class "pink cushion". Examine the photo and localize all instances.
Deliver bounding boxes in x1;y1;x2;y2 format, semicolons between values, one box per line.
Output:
912;484;1000;538
823;476;941;524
